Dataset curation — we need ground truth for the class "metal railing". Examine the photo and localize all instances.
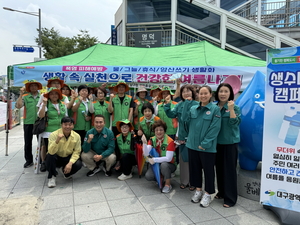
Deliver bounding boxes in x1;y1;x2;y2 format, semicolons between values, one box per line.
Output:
230;0;300;28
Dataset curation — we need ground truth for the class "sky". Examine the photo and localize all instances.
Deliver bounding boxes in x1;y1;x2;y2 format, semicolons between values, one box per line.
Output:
0;0;123;75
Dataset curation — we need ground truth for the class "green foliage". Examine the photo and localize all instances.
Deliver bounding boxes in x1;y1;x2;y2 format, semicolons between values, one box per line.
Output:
35;28;99;59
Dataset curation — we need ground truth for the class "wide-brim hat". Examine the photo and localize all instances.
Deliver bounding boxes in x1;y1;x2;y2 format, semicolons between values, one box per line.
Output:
47;76;64;88
44;87;63;100
158;87;174;99
25;80;42;92
61;84;73;91
108;83;116;89
113;81;130;92
150;85;161;97
136;86;148;97
116;119;134;132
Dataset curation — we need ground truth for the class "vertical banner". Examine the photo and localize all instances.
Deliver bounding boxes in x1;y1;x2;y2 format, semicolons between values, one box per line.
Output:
261;47;300;212
111;25;117;46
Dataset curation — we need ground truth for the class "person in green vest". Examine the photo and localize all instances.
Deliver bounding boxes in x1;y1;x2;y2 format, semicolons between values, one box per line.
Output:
108;81;134;137
164;84;198;191
149;85;161;108
115;119;142;181
141;119;177;194
138;102;160;140
72;85;92;145
89;86;111;128
133;86;149;131
61;84;75;117
16;80;42;168
155;87;178;140
38;88;68;171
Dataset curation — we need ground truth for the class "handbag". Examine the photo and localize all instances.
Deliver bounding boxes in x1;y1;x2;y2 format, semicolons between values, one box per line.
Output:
33;116;47;135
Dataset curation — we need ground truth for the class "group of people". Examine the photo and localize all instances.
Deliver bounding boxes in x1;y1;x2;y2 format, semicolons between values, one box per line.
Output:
16;76;241;208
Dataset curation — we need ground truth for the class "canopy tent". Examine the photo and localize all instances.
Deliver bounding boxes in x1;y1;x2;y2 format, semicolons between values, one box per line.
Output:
11;41;266;90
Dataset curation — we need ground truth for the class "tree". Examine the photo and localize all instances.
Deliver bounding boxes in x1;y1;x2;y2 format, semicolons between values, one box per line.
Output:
35;28;99;59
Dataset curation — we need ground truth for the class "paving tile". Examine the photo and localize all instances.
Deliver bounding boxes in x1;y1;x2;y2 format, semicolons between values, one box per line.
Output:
138;194;175;211
79;217;116;225
130;183;162;197
0;189;11;200
0;174;20;189
148;206;193;225
72;179;101;192
99;174;128;189
114;211;156;225
124;174;149;186
108;197;145;216
178;203;222;223
75;202;112;223
9;186;43;198
14;176;46;189
252;209;281;225
236;196;263;212
103;185;135;200
166;188;194;206
226;212;272;225
39;206;74;225
41;181;73;196
74;189;106;206
210;201;249;217
195;218;233;225
40;193;73;210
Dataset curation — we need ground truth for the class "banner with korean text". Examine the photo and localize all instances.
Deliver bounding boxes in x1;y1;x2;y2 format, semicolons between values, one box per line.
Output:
13;65;266;91
261;47;300;212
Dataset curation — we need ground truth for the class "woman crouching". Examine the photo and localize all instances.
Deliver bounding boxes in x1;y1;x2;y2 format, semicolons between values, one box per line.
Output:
142;120;177;193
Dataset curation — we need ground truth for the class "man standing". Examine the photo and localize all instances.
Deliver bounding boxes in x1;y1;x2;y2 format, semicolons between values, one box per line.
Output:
16;80;42;168
46;117;82;188
108;80;134;137
82;114;116;177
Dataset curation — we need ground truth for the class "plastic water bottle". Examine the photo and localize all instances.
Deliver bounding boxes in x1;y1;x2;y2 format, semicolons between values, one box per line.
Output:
284;111;300;146
278;106;296;139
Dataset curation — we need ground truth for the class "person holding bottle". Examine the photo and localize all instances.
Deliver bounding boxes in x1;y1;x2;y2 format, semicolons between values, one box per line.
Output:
214;83;241;208
181;85;221;208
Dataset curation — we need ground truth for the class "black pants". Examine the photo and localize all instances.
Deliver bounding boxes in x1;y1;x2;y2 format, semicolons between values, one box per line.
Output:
23;124;37;163
45;154;82;179
112;126;119;138
188;148;216;194
74;130;86;148
216;143;238;206
120;153;136;175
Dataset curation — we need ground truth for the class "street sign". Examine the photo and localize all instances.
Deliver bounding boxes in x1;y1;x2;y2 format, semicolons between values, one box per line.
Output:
13;46;34;53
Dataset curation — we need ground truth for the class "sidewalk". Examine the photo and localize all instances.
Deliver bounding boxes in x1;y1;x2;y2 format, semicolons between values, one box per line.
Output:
0;125;280;225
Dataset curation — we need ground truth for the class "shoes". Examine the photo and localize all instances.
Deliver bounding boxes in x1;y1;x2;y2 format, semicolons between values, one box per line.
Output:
180;183;189;189
40;161;46;172
102;166;112;177
48;176;56;188
86;167;101;177
59;167;72;179
200;193;212;207
23;161;33;168
118;173;132;181
162;185;172;193
191;190;203;203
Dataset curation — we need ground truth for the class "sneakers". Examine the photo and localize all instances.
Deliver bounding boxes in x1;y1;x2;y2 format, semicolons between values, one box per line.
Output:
48;176;56;188
59;167;72;179
23;161;33;168
200;193;212;207
102;166;112;177
118;173;132;181
162;185;172;193
191;190;203;203
40;161;46;172
86;167;101;177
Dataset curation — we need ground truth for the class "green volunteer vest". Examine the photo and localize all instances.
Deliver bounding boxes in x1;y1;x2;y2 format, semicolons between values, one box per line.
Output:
23;93;40;124
116;134;134;155
134;98;149;130
112;95;132;126
151;134;176;165
140;119;155;140
74;99;91;131
45;101;66;132
157;103;177;135
66;96;73;118
93;100;110;128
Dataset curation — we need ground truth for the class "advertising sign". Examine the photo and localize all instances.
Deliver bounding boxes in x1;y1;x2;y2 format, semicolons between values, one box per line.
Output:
13;65;266;91
261;47;300;212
